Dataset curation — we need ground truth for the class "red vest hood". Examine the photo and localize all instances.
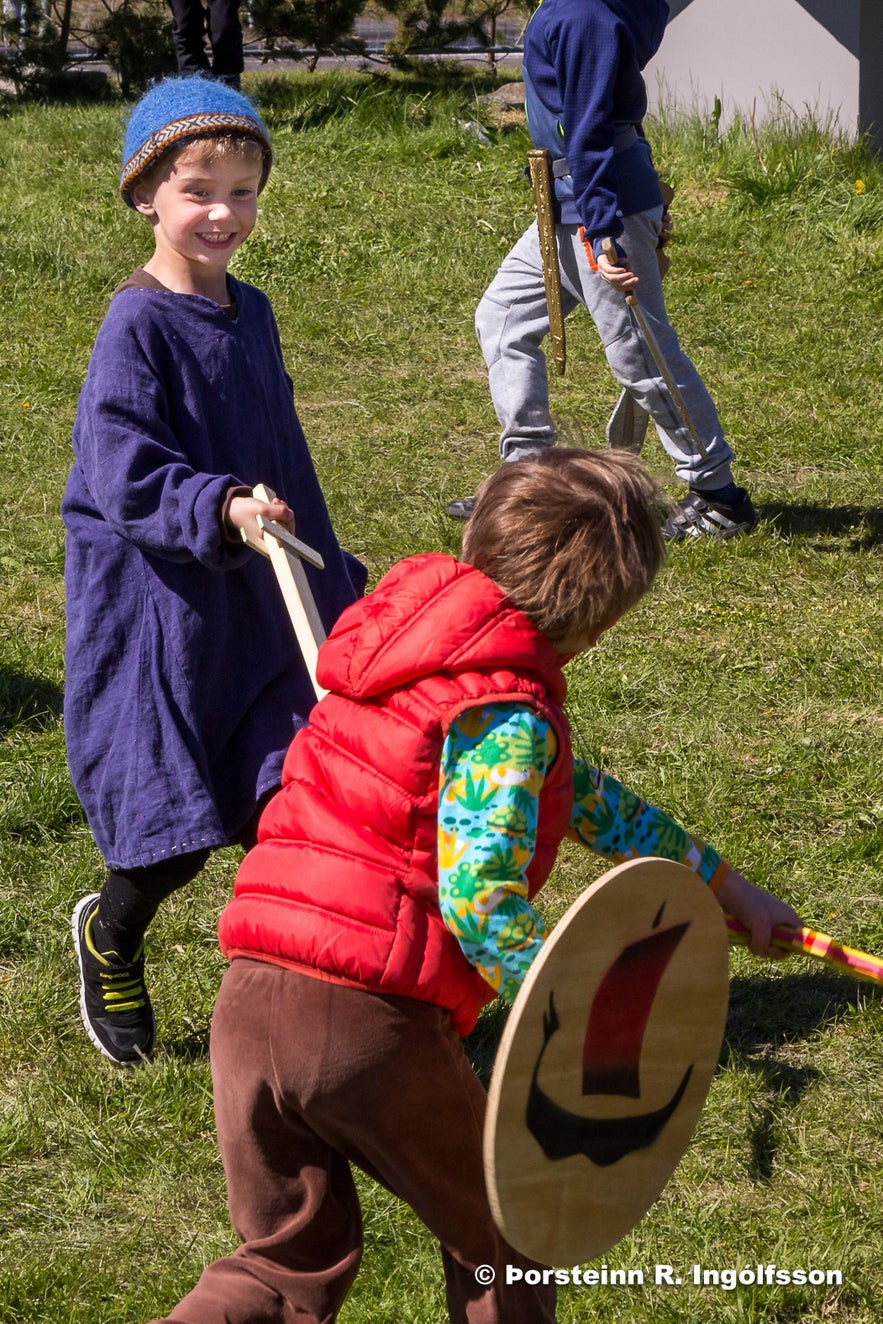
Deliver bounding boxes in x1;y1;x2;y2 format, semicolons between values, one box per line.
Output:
317;553;569;707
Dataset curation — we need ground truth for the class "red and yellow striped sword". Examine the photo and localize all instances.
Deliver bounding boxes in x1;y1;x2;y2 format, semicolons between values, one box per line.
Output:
726;918;883;986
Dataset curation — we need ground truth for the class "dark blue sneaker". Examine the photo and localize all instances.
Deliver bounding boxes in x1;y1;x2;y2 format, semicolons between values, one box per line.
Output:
663;488;757;541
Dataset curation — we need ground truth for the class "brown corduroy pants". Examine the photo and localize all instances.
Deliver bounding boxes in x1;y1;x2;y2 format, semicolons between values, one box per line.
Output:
153;960;557;1324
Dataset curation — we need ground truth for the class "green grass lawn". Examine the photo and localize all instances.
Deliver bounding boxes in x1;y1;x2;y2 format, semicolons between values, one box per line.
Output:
1;70;882;1322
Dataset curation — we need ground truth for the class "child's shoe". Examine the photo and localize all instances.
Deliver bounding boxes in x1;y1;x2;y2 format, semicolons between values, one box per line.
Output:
72;893;155;1065
446;495;477;520
663;487;757;541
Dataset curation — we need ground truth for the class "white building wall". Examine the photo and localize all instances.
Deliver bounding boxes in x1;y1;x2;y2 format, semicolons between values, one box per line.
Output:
644;0;882;146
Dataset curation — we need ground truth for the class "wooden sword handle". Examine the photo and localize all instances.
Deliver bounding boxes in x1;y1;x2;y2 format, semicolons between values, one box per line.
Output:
241;483;328;702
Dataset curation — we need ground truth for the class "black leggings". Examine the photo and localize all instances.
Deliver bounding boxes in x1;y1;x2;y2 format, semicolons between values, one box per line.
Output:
97;850;212;957
95;800;267;958
168;0;244;81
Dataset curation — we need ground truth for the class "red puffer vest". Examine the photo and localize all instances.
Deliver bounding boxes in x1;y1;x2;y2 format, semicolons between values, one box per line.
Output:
219;554;574;1035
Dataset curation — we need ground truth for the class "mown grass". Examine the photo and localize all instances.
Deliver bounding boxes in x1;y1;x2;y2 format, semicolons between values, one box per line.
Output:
1;69;882;1322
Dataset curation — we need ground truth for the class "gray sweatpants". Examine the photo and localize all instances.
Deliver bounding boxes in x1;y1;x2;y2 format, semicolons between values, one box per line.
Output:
475;207;735;492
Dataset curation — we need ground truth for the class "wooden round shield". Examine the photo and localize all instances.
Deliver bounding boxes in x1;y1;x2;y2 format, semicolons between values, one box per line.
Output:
483;857;729;1267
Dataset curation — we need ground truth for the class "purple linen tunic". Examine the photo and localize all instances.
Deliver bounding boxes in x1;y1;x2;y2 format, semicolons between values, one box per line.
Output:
63;275;365;870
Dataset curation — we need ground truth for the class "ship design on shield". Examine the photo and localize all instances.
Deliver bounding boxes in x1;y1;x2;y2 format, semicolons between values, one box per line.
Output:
526;902;694;1167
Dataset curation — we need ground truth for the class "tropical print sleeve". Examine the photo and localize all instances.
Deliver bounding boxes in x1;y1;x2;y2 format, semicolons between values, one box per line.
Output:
567;761;726;888
437;703;555;1004
437;706;729;1006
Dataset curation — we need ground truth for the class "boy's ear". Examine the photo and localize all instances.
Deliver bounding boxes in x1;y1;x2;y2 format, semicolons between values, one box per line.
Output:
130;183;157;217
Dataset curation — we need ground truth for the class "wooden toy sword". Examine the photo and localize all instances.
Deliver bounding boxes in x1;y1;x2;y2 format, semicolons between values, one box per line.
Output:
528;148;566;376
240;482;328;701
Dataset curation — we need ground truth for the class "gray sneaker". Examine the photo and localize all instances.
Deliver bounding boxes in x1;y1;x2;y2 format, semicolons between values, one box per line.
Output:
446;495;477;520
663;488;757;541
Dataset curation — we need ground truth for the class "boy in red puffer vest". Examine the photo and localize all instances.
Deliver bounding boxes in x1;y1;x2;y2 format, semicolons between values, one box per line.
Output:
153;448;801;1324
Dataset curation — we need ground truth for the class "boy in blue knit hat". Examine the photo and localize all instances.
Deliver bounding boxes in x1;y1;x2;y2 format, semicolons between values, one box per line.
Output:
66;75;366;1066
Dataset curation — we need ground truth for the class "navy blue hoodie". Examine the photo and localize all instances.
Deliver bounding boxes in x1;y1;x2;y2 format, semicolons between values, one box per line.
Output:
523;0;669;243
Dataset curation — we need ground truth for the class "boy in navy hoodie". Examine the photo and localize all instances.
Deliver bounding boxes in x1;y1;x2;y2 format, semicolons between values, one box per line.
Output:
449;0;756;542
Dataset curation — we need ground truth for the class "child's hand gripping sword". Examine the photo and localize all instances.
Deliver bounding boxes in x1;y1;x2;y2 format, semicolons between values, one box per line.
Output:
240;482;328;701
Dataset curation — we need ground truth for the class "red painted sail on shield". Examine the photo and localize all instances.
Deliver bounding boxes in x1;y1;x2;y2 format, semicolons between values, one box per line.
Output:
581;921;689;1097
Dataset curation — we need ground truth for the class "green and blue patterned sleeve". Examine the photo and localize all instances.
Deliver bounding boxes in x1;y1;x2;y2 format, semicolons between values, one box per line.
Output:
437;704;555;1003
567;762;727;889
437;705;729;1005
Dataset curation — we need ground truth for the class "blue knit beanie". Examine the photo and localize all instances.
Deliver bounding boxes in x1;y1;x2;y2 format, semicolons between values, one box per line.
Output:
120;75;273;207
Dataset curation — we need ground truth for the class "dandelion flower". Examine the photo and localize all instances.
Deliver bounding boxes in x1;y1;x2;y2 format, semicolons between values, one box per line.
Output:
855;179;865;194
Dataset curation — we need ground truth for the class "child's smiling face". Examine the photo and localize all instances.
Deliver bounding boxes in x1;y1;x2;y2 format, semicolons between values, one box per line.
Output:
132;148;263;299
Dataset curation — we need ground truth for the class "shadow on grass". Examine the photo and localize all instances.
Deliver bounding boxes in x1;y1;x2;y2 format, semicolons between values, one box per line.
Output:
725;971;872;1180
161;1025;213;1063
0;668;63;737
759;501;883;550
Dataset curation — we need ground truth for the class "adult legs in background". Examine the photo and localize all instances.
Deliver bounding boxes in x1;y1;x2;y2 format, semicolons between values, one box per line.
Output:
168;0;243;86
168;0;211;75
206;0;243;84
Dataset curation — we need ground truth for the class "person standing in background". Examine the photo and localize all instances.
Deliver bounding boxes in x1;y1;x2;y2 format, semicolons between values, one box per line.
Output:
450;0;757;543
169;0;244;88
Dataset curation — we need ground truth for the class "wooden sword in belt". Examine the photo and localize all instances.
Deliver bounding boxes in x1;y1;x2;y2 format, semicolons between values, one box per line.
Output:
527;148;566;377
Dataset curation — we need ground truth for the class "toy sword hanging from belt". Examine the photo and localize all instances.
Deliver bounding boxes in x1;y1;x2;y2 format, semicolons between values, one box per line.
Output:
527;148;566;376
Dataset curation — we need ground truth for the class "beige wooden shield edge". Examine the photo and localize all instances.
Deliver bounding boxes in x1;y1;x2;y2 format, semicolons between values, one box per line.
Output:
483;857;730;1267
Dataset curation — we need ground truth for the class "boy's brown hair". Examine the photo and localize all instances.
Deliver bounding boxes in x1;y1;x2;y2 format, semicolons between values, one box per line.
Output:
138;134;265;194
461;448;666;648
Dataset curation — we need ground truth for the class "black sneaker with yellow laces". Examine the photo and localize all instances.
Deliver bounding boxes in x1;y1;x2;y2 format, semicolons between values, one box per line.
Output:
72;893;156;1065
